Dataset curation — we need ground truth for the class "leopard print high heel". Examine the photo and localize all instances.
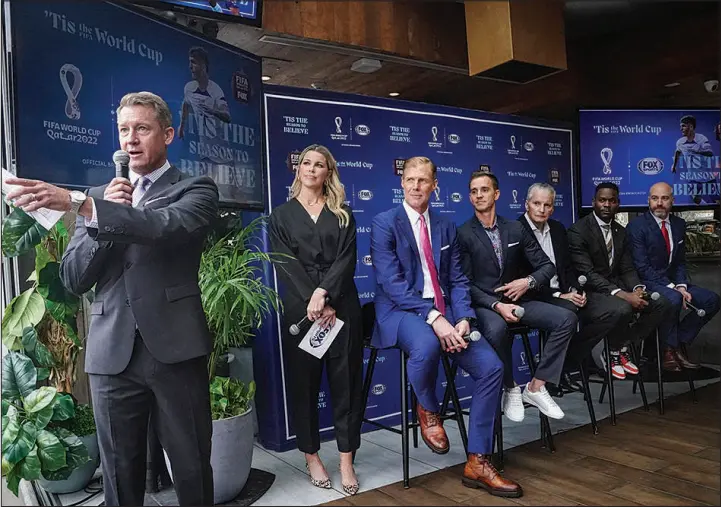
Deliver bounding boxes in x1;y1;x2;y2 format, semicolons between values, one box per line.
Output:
339;464;359;496
305;461;332;489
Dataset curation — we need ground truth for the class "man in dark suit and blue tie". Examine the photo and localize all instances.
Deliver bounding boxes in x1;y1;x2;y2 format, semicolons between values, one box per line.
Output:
626;182;720;371
371;157;522;497
457;172;576;424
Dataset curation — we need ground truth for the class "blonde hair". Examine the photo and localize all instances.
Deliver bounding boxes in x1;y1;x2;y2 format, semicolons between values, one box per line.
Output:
403;156;437;179
117;91;172;129
290;144;350;228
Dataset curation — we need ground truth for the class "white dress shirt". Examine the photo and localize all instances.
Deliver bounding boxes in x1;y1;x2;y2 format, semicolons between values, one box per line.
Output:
85;160;171;228
403;201;442;324
524;214;560;296
651;213;687;290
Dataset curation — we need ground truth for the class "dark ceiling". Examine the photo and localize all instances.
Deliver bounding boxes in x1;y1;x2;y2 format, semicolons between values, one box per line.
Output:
156;0;721;122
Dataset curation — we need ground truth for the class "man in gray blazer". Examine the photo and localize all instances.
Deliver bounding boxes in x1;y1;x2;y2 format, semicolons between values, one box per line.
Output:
5;91;219;506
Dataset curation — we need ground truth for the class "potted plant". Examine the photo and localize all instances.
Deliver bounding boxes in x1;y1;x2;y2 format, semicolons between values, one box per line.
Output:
1;351;91;496
164;215;284;504
37;403;100;494
1;208;98;494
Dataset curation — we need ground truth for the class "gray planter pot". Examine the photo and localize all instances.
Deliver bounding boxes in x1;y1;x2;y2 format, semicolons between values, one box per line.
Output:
228;346;258;436
165;407;254;505
37;433;100;494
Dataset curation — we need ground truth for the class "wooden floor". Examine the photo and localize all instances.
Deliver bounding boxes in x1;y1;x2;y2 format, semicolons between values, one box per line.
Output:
324;383;720;506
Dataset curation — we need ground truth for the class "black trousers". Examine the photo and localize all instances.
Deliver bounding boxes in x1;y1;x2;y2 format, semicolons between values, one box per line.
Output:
89;333;213;506
284;334;364;454
579;292;670;351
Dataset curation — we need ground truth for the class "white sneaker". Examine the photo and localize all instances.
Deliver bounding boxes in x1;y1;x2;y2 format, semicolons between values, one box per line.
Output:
522;383;565;420
502;386;525;422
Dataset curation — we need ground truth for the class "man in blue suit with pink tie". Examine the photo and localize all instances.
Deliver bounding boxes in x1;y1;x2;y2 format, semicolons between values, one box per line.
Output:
371;156;522;497
626;182;720;371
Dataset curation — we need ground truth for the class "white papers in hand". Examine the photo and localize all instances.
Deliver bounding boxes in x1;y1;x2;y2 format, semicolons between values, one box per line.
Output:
1;168;65;231
298;318;345;359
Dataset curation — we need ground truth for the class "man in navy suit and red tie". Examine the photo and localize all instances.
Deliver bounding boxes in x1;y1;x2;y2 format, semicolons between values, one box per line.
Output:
626;182;720;371
371;156;522;497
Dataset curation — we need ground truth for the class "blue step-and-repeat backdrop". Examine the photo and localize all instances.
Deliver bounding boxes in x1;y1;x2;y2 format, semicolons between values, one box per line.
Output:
579;109;720;208
255;85;577;451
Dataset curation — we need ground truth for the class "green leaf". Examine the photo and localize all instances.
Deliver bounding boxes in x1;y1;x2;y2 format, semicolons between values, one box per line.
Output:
6;469;21;496
21;327;55;368
24;387;57;414
36;430;65;472
3;421;37;465
18;446;42;480
2;418;20;452
2;352;38;401
2;456;14;475
1;207;49;257
26;269;37;283
36;368;50;382
1;288;45;342
51;394;75;422
37;262;67;303
30;403;54;430
50;427;89;469
1;399;9;417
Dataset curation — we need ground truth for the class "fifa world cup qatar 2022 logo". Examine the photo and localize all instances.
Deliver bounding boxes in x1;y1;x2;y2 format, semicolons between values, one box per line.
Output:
601;147;613;175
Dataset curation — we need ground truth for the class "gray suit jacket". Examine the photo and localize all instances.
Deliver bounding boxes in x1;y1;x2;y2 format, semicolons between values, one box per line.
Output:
60;166;219;375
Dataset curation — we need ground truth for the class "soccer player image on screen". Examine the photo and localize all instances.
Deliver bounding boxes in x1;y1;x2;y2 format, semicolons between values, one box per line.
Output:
671;115;713;173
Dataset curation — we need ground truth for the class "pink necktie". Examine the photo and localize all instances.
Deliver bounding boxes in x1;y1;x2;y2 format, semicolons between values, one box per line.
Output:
419;214;445;315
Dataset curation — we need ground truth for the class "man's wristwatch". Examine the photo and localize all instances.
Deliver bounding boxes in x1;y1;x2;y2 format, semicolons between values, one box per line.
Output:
526;276;537;289
69;190;87;214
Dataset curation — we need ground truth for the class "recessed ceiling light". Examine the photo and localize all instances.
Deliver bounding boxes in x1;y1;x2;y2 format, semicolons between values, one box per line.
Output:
389;92;400;97
664;82;680;88
262;75;271;81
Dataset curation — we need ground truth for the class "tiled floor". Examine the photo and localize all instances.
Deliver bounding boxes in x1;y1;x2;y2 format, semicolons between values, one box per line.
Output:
17;370;719;506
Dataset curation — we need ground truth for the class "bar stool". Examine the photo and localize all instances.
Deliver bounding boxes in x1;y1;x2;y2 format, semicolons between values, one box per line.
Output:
594;337;649;424
358;302;469;488
440;323;556;473
635;330;697;415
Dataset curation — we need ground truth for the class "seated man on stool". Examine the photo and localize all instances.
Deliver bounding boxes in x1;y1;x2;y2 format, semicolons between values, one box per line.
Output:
457;172;577;424
371;157;522;497
519;183;625;372
568;182;670;380
626;182;720;371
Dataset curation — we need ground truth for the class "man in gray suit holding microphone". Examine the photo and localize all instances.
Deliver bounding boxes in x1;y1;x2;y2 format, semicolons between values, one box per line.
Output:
5;91;219;506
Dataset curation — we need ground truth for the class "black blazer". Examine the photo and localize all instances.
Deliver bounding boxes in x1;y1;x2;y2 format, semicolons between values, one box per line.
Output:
518;215;581;298
567;212;641;295
457;214;556;310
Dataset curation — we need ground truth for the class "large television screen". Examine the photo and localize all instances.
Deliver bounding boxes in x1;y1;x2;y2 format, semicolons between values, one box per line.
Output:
133;0;262;27
9;0;263;209
579;109;720;208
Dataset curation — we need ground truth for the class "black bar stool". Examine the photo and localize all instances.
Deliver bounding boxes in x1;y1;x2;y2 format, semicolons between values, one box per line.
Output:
358;302;469;488
593;337;649;424
636;330;697;415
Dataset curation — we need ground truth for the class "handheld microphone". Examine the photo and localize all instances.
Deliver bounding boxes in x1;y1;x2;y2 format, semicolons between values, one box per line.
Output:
686;301;706;318
463;330;482;343
512;306;525;318
289;296;330;335
289;317;307;336
577;275;587;297
113;150;130;179
640;290;660;302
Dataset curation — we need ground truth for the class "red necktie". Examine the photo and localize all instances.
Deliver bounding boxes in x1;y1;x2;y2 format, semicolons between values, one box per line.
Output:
661;220;671;258
419;214;445;315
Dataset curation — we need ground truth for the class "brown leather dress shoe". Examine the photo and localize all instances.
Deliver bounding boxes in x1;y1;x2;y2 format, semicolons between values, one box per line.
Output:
662;348;682;372
416;404;449;454
462;453;523;498
675;348;702;369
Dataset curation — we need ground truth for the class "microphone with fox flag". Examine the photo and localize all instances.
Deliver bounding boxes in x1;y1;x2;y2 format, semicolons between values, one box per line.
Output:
113;150;130;179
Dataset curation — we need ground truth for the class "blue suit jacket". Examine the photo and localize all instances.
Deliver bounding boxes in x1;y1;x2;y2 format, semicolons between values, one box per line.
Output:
370;205;474;348
626;211;689;291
